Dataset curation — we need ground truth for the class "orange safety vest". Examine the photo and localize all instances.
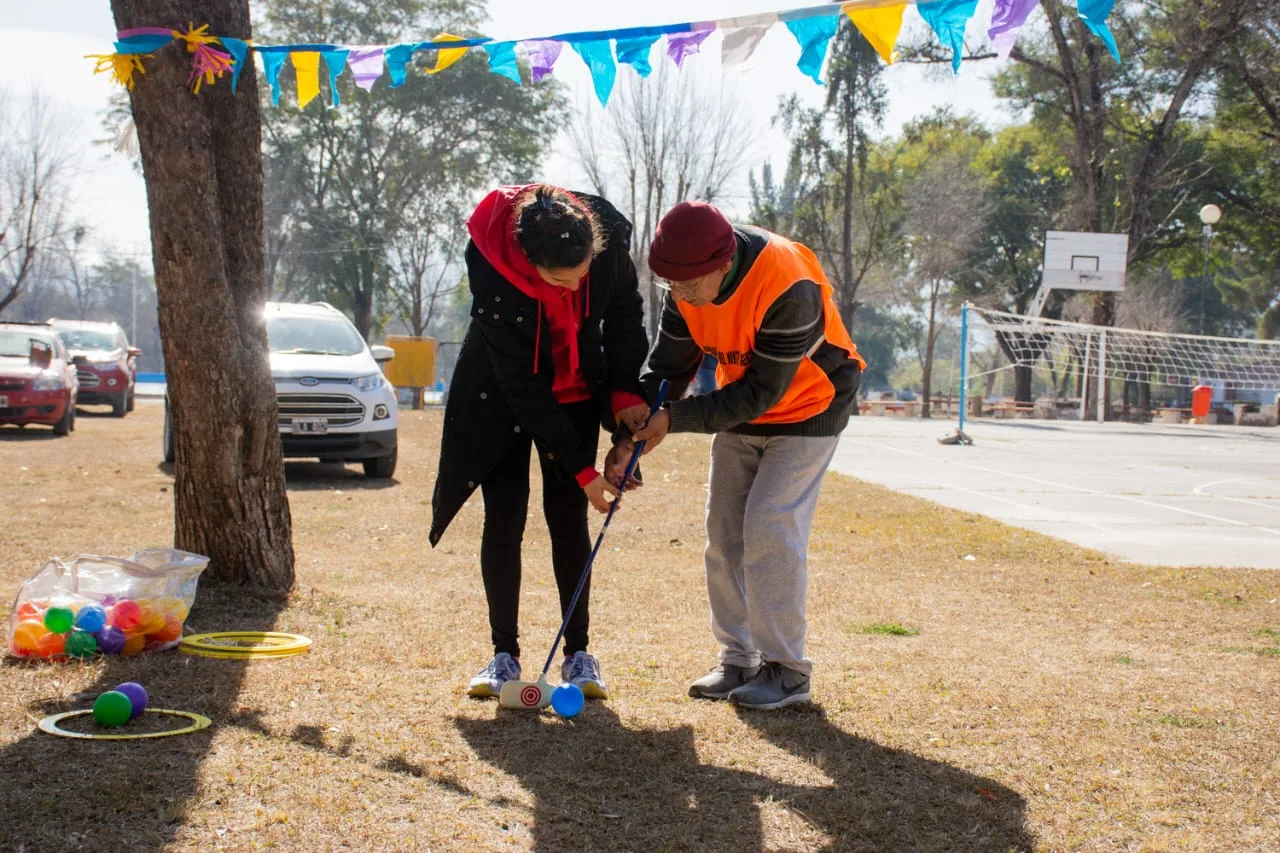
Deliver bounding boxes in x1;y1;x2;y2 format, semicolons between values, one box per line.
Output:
677;234;865;426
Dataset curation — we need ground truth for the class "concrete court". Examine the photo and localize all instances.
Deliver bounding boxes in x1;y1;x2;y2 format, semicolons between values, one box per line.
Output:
830;415;1280;570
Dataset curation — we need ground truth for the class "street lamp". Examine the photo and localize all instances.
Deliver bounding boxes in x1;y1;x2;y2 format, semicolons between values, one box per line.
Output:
1198;203;1221;335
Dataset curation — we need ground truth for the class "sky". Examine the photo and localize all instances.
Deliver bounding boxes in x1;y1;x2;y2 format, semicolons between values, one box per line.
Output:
0;0;1012;270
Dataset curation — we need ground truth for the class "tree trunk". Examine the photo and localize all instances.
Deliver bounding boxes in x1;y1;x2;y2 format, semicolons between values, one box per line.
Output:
1014;364;1033;403
112;0;294;589
921;282;938;418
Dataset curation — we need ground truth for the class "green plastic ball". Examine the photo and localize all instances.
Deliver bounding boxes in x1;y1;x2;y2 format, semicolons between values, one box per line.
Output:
44;606;74;634
65;631;98;659
93;691;134;728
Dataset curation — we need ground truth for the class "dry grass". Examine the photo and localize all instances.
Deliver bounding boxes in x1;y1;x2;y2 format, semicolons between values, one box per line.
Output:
1;404;1278;851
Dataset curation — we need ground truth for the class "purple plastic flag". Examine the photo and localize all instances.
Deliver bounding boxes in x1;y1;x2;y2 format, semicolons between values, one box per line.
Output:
666;23;714;69
525;40;563;84
347;47;385;92
988;0;1038;60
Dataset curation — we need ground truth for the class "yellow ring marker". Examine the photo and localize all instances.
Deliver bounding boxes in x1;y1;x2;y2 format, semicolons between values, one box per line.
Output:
179;631;311;659
39;708;212;740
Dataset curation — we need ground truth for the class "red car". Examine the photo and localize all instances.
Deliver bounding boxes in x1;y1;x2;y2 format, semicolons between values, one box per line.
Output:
0;322;78;435
49;320;140;416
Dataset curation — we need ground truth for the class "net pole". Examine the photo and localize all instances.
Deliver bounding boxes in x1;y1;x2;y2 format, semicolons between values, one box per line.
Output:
958;303;969;434
1096;330;1107;424
1080;332;1092;422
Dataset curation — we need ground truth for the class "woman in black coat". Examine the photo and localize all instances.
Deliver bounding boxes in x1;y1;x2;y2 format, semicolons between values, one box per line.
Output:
430;184;649;700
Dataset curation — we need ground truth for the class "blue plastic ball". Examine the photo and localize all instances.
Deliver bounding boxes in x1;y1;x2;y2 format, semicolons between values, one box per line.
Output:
551;683;585;718
75;604;108;634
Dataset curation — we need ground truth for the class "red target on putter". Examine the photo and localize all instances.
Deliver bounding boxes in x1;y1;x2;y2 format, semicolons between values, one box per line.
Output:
520;685;541;706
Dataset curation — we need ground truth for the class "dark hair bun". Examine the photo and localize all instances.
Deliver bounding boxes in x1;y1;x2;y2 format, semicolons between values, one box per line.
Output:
514;185;604;270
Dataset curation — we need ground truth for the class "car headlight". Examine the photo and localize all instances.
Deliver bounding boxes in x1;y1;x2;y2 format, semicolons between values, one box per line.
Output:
33;375;64;391
350;373;383;392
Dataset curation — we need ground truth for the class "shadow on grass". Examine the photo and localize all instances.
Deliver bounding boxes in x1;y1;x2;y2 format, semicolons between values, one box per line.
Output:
153;461;396;490
457;704;767;850
0;426;61;441
738;705;1032;851
0;583;288;851
457;702;1031;851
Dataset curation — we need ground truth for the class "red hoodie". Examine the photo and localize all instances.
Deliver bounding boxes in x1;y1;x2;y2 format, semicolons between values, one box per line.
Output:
467;186;643;487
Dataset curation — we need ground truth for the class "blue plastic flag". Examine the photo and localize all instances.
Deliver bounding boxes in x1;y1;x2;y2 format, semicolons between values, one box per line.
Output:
783;12;840;84
221;37;250;92
1076;0;1121;62
484;42;522;84
385;43;414;88
615;35;660;77
917;0;979;74
320;49;349;105
260;51;287;106
570;40;617;107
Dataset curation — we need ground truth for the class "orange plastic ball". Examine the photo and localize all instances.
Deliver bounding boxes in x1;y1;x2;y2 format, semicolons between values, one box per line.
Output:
35;631;67;659
109;599;143;632
16;601;44;622
11;619;48;655
121;633;146;656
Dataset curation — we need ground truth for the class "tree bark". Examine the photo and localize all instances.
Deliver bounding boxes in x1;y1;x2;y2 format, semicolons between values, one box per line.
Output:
112;0;294;589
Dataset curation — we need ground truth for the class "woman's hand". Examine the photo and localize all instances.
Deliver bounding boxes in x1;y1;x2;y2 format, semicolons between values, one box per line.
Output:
582;474;620;514
615;403;650;434
604;439;643;491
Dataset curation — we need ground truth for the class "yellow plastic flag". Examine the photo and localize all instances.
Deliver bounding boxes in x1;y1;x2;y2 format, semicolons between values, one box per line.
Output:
425;33;467;74
292;51;321;107
844;2;905;65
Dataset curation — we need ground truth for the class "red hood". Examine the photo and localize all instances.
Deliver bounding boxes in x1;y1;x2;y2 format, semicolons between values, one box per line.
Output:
467;185;552;301
466;187;588;383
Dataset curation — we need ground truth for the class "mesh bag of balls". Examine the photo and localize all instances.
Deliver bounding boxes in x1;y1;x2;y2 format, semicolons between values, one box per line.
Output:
7;549;209;660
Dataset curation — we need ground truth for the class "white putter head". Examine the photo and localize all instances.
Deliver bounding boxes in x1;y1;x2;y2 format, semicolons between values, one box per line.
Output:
498;673;552;710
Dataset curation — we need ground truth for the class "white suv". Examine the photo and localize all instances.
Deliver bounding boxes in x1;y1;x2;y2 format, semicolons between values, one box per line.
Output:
164;302;399;478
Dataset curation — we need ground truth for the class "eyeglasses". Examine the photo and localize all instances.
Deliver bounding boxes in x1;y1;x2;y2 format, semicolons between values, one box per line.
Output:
655;278;701;296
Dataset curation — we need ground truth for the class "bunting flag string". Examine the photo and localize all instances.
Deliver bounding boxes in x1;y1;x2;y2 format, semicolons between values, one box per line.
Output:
90;0;1122;107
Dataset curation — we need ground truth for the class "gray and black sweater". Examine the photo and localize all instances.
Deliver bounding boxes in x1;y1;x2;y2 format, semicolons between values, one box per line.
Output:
641;225;861;438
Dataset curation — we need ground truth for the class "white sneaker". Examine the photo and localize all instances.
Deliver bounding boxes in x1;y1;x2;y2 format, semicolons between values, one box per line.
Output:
561;651;608;699
468;652;521;698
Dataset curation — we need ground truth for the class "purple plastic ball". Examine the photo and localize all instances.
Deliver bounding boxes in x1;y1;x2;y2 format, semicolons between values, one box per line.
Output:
114;682;148;719
95;626;127;654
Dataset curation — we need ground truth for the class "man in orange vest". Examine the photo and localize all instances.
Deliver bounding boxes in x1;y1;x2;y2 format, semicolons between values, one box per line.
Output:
626;200;865;710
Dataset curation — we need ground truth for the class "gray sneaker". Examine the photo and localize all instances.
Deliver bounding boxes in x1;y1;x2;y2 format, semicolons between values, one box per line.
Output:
468;652;521;699
688;663;760;700
728;662;810;710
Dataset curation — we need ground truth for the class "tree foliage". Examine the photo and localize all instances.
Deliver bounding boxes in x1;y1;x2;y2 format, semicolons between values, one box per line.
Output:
260;0;564;339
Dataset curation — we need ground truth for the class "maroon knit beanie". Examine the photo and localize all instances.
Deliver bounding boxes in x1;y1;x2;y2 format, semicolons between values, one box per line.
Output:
648;201;737;282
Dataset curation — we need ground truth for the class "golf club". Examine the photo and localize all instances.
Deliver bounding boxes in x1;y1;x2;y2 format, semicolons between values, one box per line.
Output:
499;379;670;709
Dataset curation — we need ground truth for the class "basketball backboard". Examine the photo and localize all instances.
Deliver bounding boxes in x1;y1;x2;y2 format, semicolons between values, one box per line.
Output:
1043;230;1128;292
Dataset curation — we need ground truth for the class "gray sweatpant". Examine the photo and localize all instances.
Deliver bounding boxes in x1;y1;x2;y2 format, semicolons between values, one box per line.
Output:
703;431;839;677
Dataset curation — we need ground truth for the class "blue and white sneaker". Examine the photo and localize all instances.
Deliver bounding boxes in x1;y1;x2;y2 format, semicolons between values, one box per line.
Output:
468;652;521;698
561;651;608;699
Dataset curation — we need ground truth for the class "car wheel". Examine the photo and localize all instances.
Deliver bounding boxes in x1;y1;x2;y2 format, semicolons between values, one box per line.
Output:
53;403;73;436
126;389;135;412
163;403;175;463
111;392;127;417
362;447;397;479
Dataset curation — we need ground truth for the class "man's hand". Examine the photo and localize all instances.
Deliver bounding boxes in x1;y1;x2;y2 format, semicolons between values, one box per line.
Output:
631;407;670;453
604;439;643;491
614;403;650;434
582;474;620;514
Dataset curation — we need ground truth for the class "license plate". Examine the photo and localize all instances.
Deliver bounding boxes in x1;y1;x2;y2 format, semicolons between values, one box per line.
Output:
291;418;327;435
0;395;6;407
